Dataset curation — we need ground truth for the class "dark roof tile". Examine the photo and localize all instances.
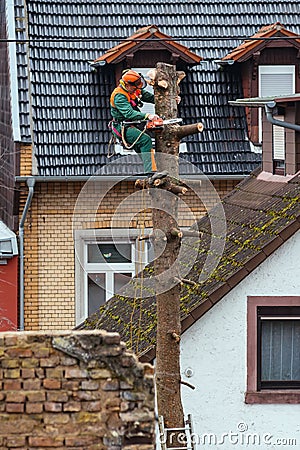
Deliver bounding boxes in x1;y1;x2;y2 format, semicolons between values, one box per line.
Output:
13;0;300;176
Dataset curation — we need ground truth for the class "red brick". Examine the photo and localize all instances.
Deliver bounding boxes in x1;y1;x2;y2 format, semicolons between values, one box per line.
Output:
65;368;88;379
3;380;21;390
81;380;99;390
65;436;98;446
6;392;26;403
4;336;18;346
32;347;50;358
6;403;24;413
26;403;43;414
26;391;46;402
40;356;60;367
47;392;68;402
28;436;64;447
21;368;35;379
43;379;61;390
44;402;62;412
63;401;81;412
61;380;79;390
6;436;26;447
6;348;32;358
23;379;41;390
82;401;102;412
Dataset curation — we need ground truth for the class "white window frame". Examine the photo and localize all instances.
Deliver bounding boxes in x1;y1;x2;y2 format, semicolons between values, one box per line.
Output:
74;229;152;325
258;65;295;143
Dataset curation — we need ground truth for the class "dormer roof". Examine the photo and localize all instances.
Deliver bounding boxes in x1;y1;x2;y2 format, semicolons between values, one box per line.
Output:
223;22;300;62
92;25;202;66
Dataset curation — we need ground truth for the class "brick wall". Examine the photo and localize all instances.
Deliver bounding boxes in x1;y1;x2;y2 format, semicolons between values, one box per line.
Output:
21;178;238;330
0;330;155;450
19;145;33;177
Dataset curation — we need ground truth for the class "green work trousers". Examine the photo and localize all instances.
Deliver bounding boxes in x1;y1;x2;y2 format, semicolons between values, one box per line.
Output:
114;125;156;173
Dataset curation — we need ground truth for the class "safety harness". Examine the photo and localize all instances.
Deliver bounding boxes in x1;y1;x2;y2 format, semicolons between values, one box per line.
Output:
108;84;147;156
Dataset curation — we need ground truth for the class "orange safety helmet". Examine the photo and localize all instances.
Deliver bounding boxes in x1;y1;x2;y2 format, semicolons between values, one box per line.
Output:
121;70;146;89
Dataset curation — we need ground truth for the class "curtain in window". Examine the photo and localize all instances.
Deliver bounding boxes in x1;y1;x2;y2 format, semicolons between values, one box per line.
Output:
261;320;300;381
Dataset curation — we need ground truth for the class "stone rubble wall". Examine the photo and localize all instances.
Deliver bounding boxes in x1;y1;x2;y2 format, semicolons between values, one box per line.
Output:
0;331;155;450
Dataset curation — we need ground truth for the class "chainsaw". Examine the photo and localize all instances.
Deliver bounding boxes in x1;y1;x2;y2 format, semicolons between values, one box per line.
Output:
123;118;183;130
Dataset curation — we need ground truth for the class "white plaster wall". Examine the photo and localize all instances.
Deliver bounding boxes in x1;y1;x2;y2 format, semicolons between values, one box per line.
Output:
180;230;300;450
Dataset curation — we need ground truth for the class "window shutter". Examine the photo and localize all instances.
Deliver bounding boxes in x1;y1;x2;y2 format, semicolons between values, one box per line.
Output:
259;65;295;97
273;115;285;160
260;74;294;97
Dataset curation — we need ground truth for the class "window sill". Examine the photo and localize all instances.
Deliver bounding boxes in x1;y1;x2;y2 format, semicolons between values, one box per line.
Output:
245;390;300;404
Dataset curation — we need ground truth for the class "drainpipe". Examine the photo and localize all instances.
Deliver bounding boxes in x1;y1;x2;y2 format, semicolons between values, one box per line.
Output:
19;177;35;330
265;102;300;132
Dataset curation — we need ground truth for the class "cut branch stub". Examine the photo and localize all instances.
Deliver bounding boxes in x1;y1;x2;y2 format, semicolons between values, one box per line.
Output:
176;71;186;85
175;122;204;139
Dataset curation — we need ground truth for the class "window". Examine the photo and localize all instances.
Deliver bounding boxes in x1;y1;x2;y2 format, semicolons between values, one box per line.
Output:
246;296;300;404
258;306;300;390
258;65;295;144
74;229;152;324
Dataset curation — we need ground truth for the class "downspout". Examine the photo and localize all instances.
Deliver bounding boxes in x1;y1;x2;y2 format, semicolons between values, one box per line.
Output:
19;177;35;330
265;102;300;132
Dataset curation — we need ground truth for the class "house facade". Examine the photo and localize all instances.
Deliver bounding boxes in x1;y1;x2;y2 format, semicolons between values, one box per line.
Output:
82;52;300;450
1;1;300;331
180;232;300;448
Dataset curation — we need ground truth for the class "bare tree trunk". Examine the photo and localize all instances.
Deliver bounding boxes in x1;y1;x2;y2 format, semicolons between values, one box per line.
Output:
138;62;203;447
151;64;184;439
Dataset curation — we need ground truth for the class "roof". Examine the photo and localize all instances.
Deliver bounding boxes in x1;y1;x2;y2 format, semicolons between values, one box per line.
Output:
81;170;300;361
10;2;300;177
223;22;300;62
93;25;202;66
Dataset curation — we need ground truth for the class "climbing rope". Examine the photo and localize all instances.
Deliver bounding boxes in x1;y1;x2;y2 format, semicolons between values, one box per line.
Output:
121;123;148;150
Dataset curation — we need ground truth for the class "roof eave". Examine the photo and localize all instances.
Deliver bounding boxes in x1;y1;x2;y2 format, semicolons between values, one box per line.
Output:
92;28;202;66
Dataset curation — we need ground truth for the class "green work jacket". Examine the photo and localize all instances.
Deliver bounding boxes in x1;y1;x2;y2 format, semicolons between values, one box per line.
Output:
110;89;155;123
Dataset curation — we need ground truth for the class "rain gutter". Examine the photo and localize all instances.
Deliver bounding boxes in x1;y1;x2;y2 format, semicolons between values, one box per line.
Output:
19;177;35;331
265;102;300;133
15;174;245;183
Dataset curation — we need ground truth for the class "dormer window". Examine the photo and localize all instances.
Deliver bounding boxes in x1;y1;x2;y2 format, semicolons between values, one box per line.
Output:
91;26;201;157
222;23;300;145
92;25;201;81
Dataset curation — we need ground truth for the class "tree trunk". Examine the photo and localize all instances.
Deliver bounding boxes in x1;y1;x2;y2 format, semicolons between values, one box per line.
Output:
146;62;203;447
152;63;184;444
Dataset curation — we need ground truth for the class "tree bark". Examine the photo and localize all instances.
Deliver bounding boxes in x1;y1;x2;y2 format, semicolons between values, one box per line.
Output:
151;63;184;441
147;62;203;447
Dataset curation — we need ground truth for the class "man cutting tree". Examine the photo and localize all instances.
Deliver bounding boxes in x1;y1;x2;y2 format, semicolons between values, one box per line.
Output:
110;69;159;175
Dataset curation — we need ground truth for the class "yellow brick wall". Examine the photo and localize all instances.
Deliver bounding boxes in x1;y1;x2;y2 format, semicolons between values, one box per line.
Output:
19;144;33;176
21;178;238;331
